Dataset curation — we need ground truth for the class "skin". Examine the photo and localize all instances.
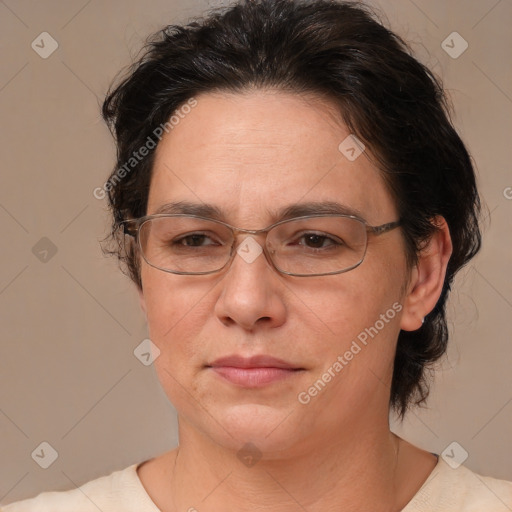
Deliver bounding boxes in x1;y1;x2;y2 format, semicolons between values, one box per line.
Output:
135;90;453;512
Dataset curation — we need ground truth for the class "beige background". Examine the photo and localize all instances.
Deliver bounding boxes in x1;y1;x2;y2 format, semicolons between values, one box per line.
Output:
1;0;511;505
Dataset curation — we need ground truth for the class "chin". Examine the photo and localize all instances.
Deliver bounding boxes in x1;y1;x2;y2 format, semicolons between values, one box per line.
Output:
207;403;302;454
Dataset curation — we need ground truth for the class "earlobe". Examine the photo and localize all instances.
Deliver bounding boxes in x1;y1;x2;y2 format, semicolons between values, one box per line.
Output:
400;217;453;332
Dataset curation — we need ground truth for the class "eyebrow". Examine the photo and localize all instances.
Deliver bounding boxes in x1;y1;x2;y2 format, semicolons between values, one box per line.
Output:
152;201;224;219
276;201;365;221
151;200;366;223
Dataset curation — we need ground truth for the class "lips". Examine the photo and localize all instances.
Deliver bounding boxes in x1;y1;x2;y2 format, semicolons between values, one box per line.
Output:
207;355;304;387
209;355;300;370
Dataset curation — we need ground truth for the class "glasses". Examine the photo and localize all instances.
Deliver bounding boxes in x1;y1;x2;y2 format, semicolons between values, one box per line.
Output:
122;214;401;277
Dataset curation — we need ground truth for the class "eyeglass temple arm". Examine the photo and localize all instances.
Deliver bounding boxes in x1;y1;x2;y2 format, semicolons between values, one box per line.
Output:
368;220;401;235
121;220;138;237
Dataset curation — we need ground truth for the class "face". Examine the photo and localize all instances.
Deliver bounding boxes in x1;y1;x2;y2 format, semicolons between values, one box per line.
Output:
139;90;411;456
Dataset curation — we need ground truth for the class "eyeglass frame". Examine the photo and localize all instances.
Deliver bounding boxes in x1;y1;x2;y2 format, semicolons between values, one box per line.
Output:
121;213;401;277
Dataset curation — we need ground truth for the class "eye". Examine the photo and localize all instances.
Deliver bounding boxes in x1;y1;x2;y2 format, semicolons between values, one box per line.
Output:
295;232;343;249
174;232;220;247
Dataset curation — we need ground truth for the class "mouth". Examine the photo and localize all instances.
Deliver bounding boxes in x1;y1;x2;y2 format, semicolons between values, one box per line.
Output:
206;355;305;388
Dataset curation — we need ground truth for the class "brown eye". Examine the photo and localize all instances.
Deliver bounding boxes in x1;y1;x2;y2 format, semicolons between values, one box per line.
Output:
293;232;343;250
173;232;220;247
302;234;332;248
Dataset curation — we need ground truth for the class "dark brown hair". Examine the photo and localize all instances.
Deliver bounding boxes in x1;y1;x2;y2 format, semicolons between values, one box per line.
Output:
101;0;481;418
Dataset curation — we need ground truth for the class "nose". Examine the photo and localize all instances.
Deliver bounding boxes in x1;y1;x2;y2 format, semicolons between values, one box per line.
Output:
214;236;287;331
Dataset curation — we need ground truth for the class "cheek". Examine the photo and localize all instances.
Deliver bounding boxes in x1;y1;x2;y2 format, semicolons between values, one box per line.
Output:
302;256;406;364
141;269;213;358
298;269;397;335
142;273;215;408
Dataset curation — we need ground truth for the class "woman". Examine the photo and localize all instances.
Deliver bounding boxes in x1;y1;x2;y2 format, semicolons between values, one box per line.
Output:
3;0;511;510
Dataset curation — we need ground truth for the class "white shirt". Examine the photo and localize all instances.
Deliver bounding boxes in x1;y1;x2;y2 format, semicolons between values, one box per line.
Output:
2;457;512;511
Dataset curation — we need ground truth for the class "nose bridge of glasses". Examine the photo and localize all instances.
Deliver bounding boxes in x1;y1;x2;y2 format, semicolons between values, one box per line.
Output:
231;224;269;235
227;224;280;273
229;224;273;252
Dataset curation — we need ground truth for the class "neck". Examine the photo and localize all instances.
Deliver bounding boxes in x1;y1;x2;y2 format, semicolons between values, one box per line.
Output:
168;416;403;512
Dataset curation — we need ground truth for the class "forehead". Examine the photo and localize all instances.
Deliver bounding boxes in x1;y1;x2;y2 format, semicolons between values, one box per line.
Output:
148;90;396;225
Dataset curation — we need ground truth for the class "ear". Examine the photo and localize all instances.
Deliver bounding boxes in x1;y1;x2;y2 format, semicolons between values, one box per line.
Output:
400;216;453;331
138;286;148;321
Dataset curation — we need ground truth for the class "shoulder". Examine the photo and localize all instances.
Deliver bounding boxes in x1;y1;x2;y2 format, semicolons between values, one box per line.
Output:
0;462;160;512
403;457;512;511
